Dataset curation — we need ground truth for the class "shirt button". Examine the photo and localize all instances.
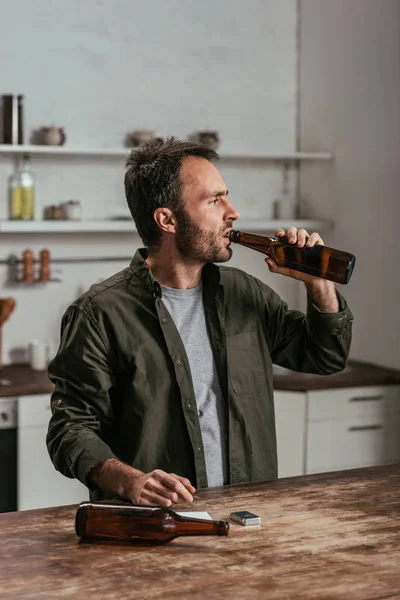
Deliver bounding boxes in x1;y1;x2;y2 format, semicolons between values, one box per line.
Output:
177;359;182;365
197;447;202;453
162;318;167;324
56;399;63;407
188;403;191;409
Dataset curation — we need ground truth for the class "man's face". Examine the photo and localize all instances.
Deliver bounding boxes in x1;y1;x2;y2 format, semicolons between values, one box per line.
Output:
175;157;240;263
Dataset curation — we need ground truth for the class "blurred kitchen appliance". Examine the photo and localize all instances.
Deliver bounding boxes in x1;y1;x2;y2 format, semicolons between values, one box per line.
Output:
1;94;24;144
0;397;17;512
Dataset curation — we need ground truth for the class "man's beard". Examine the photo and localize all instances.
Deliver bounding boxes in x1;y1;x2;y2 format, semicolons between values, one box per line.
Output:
174;208;232;264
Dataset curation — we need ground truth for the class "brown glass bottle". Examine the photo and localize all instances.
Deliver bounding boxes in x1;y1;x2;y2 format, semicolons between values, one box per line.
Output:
75;501;229;544
229;230;355;285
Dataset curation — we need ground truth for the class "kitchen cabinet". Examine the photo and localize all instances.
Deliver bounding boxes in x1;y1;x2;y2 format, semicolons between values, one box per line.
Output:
305;385;400;474
274;390;307;478
17;394;87;510
275;385;400;478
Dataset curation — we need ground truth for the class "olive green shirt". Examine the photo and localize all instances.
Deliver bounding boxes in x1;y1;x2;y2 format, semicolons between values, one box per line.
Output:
46;249;353;499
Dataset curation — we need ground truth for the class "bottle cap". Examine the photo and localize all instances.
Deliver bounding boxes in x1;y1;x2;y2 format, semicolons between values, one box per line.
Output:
216;520;230;536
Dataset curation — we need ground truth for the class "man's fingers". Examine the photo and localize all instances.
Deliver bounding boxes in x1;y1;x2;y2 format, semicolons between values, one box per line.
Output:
265;258;278;272
170;473;196;493
146;478;180;504
296;229;309;247
306;232;324;247
163;477;194;503
151;470;194;503
140;490;174;508
275;228;324;248
286;226;299;243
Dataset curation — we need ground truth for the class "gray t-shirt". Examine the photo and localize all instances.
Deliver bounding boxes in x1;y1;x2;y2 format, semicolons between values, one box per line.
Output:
160;282;228;487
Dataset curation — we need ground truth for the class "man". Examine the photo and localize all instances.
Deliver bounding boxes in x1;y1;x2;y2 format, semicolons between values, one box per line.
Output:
47;137;353;508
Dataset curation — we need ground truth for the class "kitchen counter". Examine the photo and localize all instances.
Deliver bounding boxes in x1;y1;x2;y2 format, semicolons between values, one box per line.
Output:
0;464;399;599
0;363;54;397
273;359;400;391
1;360;400;397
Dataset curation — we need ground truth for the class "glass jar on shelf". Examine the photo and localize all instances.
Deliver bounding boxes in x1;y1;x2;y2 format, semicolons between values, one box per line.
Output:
19;154;35;220
62;200;81;220
8;159;22;220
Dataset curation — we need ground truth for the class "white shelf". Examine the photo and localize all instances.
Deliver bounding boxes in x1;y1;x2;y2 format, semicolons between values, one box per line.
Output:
0;144;333;161
0;219;333;234
0;220;136;233
0;145;129;158
220;152;333;161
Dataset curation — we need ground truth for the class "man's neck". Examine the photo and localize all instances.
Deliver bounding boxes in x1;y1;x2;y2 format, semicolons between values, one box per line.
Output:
146;246;204;290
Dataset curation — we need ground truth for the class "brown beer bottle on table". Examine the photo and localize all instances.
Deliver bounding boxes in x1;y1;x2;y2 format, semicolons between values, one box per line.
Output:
75;501;229;544
229;230;355;285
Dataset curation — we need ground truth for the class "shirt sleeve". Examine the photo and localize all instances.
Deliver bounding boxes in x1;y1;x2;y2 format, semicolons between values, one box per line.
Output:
261;285;354;374
46;304;118;488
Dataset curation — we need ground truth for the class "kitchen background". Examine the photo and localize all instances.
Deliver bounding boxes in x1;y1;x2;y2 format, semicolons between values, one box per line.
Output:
0;0;399;512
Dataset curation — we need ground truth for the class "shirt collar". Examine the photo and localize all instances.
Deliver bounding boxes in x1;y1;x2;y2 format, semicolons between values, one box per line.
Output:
129;248;222;299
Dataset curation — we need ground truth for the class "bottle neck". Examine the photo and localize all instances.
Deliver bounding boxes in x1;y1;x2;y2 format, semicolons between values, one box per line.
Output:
172;516;229;537
229;230;278;249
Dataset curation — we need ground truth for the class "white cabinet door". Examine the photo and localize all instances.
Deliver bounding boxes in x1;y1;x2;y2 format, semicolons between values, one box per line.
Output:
305;385;400;475
274;391;306;478
306;417;388;474
18;394;87;511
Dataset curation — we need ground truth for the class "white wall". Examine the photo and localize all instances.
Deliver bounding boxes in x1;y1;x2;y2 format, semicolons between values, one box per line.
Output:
299;0;400;369
0;0;301;364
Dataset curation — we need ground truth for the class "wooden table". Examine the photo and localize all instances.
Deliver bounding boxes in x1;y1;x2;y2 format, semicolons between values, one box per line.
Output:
0;464;399;599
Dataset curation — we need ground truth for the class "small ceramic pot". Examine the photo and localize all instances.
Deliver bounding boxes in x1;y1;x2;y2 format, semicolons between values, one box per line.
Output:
130;129;155;147
197;131;220;150
42;126;66;146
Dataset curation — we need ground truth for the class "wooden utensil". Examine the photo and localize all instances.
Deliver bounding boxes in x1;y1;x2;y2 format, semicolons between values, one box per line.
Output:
0;297;16;370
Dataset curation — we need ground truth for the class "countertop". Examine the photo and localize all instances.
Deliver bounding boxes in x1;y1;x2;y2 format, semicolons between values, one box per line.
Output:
1;360;400;397
0;464;399;599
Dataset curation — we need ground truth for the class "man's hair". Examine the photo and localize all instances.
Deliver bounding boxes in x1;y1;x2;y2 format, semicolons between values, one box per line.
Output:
124;137;219;248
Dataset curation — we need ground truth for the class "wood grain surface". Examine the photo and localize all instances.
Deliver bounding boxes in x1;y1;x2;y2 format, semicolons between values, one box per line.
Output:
0;464;399;599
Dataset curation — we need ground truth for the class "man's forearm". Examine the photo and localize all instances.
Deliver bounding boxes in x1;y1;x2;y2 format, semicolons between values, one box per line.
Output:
88;458;195;507
305;280;339;313
89;457;143;498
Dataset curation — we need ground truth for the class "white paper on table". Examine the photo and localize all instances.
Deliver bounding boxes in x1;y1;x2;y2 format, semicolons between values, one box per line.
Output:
176;511;212;520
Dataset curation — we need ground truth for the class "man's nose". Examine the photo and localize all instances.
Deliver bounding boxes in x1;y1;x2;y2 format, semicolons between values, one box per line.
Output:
226;201;240;222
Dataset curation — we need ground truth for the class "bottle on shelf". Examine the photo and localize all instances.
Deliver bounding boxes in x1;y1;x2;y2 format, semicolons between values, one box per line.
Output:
229;230;356;285
8;159;22;220
75;501;229;544
19;154;35;220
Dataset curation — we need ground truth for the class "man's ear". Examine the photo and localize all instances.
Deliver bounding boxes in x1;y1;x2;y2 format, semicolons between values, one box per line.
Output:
153;207;177;234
